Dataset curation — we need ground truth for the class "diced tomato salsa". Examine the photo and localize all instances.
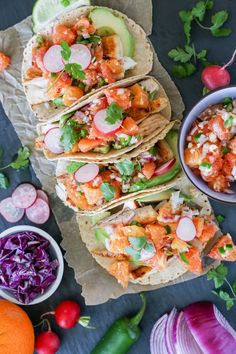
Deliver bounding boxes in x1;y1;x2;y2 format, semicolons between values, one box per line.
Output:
185;98;236;193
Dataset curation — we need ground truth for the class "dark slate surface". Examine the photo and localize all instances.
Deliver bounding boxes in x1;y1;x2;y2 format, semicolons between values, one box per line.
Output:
0;1;236;353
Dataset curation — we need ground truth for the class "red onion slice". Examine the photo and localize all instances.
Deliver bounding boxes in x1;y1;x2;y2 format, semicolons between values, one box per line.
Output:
74;163;99;184
213;305;236;340
43;45;64;73
174;311;203;354
165;308;178;354
184;302;236;354
154;158;176;176
176;216;196;242
150;314;168;354
94;109;122;135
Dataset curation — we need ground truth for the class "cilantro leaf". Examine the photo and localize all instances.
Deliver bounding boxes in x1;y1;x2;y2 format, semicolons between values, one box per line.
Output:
52;97;65;107
224;116;233;127
60;0;70;6
206;0;214;10
211;28;232;37
60;121;86;151
210;10;229;31
59;112;74;128
76;34;101;45
168;45;195;63
192;1;207;21
212;290;234;310
165;225;171;235
172;63;196;78
125;246;141;261
179;10;193;45
60;40;71;61
10;146;30;170
116;159;134;176
105;103;123;125
129;236;147;250
144;242;155;253
36;35;44;44
66;162;85;174
149;146;157;156
65;63;86;80
0;173;9;189
100;182;115;202
222;146;230;154
207;263;228;288
149;90;158;101
216;214;225;223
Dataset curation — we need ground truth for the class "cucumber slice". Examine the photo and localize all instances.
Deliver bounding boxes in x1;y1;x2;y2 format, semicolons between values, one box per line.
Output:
32;0;91;33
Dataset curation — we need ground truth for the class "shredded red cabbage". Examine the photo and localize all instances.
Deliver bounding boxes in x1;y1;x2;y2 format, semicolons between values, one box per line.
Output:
0;231;58;304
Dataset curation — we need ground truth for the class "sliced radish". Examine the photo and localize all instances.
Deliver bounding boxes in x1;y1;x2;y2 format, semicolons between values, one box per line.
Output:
154;158;176;176
94;109;122;135
44;127;64;154
66;44;92;70
0;197;24;223
176;217;196;242
37;190;49;205
43;45;64;73
74;163;99;183
26;198;50;225
12;183;37;209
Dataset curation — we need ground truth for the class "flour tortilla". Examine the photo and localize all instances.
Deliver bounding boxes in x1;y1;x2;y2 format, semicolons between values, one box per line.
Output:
36;75;172;162
22;6;153;121
55;121;183;215
76;182;214;286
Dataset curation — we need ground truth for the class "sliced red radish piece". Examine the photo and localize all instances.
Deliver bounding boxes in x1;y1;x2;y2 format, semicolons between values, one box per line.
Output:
154;158;176;176
12;183;37;209
174;311;202;354
43;45;64;73
44;127;64;154
66;44;92;70
26;198;50;224
176;217;196;242
37;190;49;205
0;197;24;223
74;163;99;183
150;314;168;354
94;109;122;135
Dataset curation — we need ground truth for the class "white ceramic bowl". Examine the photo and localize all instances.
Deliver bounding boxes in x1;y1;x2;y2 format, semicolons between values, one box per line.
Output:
0;225;64;305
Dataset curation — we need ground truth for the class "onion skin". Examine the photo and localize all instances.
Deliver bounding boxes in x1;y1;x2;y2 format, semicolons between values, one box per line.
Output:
184;302;236;354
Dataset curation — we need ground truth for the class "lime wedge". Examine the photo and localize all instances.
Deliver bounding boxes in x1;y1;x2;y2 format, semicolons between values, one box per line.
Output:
32;0;91;33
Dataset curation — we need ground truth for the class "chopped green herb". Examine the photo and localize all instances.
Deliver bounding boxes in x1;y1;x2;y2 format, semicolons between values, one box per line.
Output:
100;182;115;202
76;34;101;45
200;161;212;169
218;246;226;255
65;63;86;80
0;173;9;189
224;116;233;127
66;162;85;174
165;225;171;235
194;132;202;142
52;97;64;107
130;220;142;227
106;103;123;125
60;40;71;61
98;78;107;87
207;263;228;288
36;35;44;44
222;146;230;154
51;73;57;78
60;0;70;6
149;146;157;156
119;136;132;147
225;244;233;250
144;242;155;253
129;237;147;250
180;252;189;264
129;181;146;193
59;112;74;128
212;290;234;310
148;90;158;101
216;214;225;223
95;228;109;244
60;120;83;151
115;159;134;176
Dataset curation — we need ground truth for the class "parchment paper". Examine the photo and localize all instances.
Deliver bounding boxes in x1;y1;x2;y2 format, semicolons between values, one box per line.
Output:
0;0;190;305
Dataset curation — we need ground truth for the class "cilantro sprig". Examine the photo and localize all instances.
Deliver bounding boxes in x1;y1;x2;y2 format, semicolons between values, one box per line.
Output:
115;159;135;176
60;118;88;151
168;1;232;79
0;146;31;189
100;182;116;202
105;103;123;125
207;263;236;310
65;63;86;80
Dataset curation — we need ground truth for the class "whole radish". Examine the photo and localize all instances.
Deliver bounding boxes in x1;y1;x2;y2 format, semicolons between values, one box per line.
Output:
35;330;60;354
41;300;94;329
201;49;236;90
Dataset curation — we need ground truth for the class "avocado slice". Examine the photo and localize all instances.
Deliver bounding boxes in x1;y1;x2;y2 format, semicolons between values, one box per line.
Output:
95;228;109;245
137;189;176;203
93;144;111;154
165;130;179;161
89;8;135;57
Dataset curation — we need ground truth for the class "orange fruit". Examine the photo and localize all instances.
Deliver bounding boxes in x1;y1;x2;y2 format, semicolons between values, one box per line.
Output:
0;300;34;354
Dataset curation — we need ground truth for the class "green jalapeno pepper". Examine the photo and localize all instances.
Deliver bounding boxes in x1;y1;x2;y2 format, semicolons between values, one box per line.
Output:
91;293;146;354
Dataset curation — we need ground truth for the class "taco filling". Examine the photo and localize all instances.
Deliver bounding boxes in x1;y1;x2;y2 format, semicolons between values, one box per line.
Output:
92;190;221;288
36;83;168;155
25;8;138;107
56;130;180;211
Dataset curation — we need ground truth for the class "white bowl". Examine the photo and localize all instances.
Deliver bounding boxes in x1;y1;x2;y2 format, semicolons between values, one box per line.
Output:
0;225;64;305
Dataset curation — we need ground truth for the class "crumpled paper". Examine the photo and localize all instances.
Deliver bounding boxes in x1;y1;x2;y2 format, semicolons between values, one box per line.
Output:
0;0;194;306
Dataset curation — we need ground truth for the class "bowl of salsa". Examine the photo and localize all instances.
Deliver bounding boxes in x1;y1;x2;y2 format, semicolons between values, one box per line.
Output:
179;87;236;203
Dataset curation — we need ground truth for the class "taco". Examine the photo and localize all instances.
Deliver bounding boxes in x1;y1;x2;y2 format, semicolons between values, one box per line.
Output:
35;75;171;162
56;128;183;214
77;185;221;288
22;6;153;121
